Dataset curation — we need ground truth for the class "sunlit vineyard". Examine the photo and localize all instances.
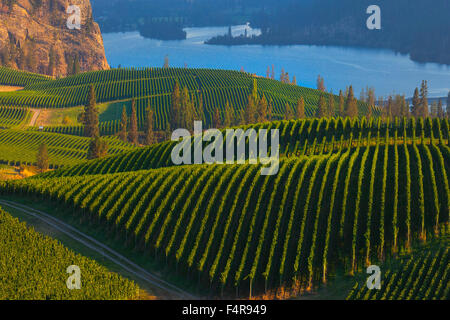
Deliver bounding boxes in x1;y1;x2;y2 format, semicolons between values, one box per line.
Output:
2;136;448;297
347;237;449;300
0;207;139;300
41;117;450;178
0;130;136;168
0;67;50;87
0;67;374;131
0;107;31;128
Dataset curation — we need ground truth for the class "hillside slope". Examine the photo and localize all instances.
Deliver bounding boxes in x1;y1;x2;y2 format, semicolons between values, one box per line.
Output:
0;0;109;76
2;139;448;298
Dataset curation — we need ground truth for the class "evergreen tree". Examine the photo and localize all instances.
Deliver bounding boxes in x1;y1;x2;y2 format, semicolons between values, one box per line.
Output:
316;95;327;118
267;98;273;122
345;85;358;118
223;101;234;128
87;136;108;160
437;100;444;118
296;97;305;119
447;91;450;118
72;53;80;75
271;65;275;80
317;75;326;92
164;121;172;140
244;95;257;124
128;99;138;144
292;75;297;85
163;55;169;68
338;90;345;117
213;107;222;128
412;87;421;117
145;103;156;145
36;142;49;173
118;106;127;142
251;78;258;104
170;81;182;129
419;80;429;118
284;103;294;120
385;96;393;119
48;47;56;77
82;85;99;138
327;94;335;117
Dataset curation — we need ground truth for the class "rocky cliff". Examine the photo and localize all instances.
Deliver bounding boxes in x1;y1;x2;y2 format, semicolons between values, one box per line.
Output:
0;0;109;76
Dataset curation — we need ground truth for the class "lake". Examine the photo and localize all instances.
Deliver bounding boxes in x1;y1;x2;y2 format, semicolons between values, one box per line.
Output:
103;25;450;98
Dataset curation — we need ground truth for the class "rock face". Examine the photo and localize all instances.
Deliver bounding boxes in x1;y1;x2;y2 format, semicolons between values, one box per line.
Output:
0;0;109;76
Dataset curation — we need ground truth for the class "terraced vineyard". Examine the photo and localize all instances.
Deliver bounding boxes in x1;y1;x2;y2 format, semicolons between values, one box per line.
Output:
42;117;450;178
0;107;31;128
347;237;449;300
2;138;448;297
0;130;136;168
0;67;374;131
0;67;50;87
0;207;139;300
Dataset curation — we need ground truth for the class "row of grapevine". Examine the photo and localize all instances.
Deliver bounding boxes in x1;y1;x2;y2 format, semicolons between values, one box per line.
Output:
347;237;448;300
0;207;139;299
40;117;450;178
0;130;136;167
0;67;50;87
2;143;447;297
0;106;31;128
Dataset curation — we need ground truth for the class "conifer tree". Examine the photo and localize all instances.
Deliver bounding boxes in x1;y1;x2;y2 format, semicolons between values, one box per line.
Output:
317;75;326;92
36;142;49;173
296;97;305;119
145;103;156;145
338;90;345;117
244;95;257;124
292;75;297;85
437;100;444;118
345;85;358;118
257;94;268;122
267;98;273;121
163;55;169;68
284;103;294;120
412;87;421;117
328;94;335;117
87;136;108;160
223;101;234;128
419;80;429;118
316;95;327;118
83;85;99;138
118;106;127;142
128;99;138;145
171;81;182;129
213;107;222;128
251;78;258;104
447;91;450;118
271;65;275;80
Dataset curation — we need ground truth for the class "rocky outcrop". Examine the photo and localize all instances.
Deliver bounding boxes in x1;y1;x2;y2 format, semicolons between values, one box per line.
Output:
0;0;109;76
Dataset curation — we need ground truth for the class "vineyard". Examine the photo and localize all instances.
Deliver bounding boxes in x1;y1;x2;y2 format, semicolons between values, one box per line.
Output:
0;207;139;300
0;130;136;168
0;67;374;132
2;136;448;297
347;237;449;300
0;67;50;87
41;117;450;178
0;107;31;128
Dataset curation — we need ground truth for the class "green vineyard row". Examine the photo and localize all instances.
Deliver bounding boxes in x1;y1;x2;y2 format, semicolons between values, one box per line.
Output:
347;237;449;300
0;106;31;128
42;117;450;178
0;67;50;87
0;130;136;168
0;68;372;130
0;207;139;300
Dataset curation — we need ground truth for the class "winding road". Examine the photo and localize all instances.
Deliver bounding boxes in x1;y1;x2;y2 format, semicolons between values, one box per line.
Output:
0;199;197;300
